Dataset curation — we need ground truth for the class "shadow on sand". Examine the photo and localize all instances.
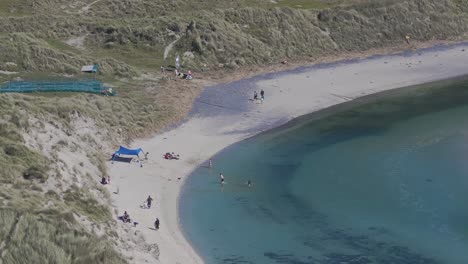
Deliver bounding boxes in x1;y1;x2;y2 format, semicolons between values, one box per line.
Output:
111;156;133;163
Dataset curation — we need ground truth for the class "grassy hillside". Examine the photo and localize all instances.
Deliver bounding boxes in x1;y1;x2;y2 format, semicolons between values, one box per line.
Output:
1;0;468;262
1;0;468;76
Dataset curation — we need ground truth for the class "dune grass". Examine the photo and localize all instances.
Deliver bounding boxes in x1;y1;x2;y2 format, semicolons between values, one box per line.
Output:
90;46;166;71
0;0;30;15
274;0;339;9
0;91;126;261
0;209;126;264
45;38;80;53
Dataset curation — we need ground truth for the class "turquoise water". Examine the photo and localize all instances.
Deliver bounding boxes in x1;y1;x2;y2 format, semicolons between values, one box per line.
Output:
181;77;468;264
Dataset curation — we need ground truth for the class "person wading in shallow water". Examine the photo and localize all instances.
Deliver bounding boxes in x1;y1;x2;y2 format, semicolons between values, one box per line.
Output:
219;173;225;184
246;180;252;187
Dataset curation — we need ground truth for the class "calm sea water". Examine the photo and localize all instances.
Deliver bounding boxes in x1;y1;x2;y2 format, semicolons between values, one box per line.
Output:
180;77;468;264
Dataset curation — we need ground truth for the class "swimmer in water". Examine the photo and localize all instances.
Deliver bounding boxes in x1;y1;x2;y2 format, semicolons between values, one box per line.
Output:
219;173;225;184
246;180;252;187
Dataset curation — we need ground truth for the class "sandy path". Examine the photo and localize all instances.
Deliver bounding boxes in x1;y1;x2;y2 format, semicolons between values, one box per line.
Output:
109;42;468;263
164;37;181;60
80;0;103;13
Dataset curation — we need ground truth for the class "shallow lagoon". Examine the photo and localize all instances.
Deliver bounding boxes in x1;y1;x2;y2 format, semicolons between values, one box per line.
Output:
181;77;468;264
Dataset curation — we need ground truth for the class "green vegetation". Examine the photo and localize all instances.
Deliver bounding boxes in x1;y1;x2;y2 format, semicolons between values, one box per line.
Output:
275;0;341;9
0;209;126;264
0;0;466;76
0;94;123;261
0;0;30;15
90;46;165;71
1;0;468;262
45;38;80;53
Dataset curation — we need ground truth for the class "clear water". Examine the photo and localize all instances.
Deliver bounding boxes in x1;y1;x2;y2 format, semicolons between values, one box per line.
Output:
180;77;468;264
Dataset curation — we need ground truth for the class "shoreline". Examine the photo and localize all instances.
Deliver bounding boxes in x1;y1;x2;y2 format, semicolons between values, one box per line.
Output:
108;41;468;263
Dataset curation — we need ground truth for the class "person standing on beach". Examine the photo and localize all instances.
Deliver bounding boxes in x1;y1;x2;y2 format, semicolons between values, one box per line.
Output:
219;173;225;184
405;35;411;44
260;89;264;100
208;159;213;168
253;91;258;100
154;218;160;230
146;195;154;209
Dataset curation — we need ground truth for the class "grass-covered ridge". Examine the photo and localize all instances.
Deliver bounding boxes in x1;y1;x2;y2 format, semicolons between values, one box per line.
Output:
1;0;468;75
0;209;126;264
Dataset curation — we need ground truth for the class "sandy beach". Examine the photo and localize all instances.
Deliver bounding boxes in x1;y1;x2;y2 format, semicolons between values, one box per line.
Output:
108;42;468;263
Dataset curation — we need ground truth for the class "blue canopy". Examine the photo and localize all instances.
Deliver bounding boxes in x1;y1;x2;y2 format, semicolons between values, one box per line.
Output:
114;146;143;156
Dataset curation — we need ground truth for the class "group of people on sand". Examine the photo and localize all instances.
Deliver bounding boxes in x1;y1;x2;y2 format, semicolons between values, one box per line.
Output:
121;211;131;223
175;69;193;80
119;195;160;230
101;175;111;185
110;151;162;231
164;152;180;160
253;89;265;103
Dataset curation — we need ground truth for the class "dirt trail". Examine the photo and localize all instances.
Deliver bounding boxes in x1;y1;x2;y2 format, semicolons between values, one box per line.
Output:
164;36;181;60
80;0;103;13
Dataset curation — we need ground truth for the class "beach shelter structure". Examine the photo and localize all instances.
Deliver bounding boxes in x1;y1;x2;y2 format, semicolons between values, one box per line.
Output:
81;64;99;80
113;146;144;161
81;64;99;73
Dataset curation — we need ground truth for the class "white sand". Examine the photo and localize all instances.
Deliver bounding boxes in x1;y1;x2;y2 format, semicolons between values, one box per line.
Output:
109;43;468;263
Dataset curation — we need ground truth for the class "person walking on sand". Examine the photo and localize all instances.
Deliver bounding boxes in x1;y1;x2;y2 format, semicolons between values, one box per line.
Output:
219;173;225;184
260;89;264;100
253;91;258;100
146;195;154;209
405;35;410;44
107;175;110;184
154;218;160;230
208;159;212;168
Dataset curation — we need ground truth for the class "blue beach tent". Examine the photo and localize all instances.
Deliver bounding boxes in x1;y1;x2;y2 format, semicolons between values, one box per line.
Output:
113;146;143;158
